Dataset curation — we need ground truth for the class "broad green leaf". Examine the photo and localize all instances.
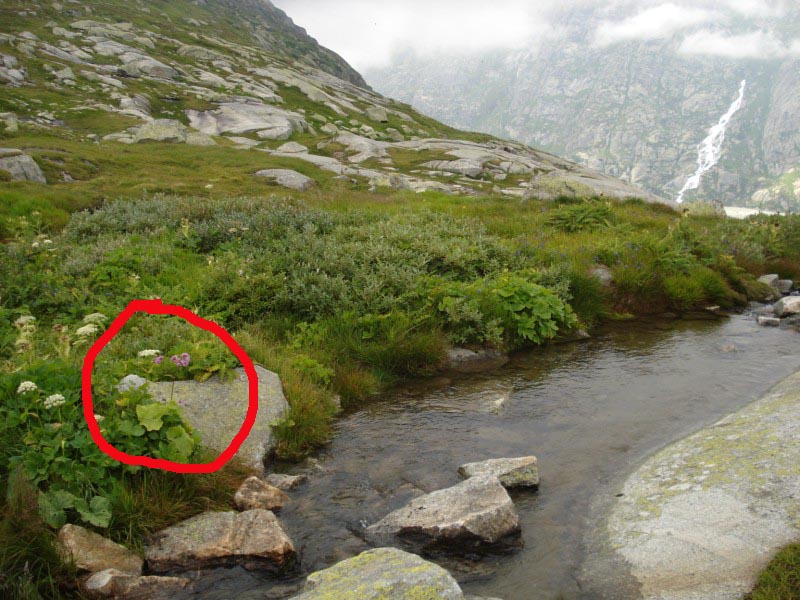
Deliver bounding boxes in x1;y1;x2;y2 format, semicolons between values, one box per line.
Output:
39;490;77;528
136;403;171;432
165;425;195;459
75;496;112;528
118;419;146;437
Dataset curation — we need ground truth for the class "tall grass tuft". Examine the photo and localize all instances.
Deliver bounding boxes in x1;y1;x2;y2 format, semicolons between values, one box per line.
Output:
746;543;800;600
0;470;77;600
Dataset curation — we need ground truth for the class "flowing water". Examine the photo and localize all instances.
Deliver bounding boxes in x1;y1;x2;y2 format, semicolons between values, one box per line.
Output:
676;80;746;204
192;314;799;600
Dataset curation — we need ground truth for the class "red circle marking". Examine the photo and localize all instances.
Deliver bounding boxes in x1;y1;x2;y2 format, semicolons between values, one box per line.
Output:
82;299;258;474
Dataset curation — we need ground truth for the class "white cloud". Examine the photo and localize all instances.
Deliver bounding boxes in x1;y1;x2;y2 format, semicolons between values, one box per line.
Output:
593;3;718;46
271;0;797;70
679;29;800;59
272;0;558;70
717;0;787;17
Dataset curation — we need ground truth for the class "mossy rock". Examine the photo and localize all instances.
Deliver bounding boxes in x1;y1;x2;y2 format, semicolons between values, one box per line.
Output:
292;547;465;599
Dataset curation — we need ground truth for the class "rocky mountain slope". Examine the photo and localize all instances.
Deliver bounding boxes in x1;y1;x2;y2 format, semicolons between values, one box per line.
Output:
367;7;800;213
0;0;662;234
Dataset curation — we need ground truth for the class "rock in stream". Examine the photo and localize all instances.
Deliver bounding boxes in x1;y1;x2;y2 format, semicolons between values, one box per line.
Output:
364;476;521;555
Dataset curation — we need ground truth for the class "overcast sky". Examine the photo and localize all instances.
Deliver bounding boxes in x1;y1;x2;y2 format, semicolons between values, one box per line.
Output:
271;0;798;70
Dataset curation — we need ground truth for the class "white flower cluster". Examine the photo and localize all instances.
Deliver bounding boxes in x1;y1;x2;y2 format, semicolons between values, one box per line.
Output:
44;394;66;409
94;414;105;422
31;237;54;249
17;381;38;394
76;323;100;337
14;316;37;353
137;349;161;358
83;313;108;325
14;315;36;329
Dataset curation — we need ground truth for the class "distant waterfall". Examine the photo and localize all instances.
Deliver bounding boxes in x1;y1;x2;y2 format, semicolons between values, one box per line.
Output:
676;80;746;204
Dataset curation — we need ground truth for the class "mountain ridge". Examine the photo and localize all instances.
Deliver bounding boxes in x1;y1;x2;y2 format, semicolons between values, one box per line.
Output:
366;7;800;212
0;0;665;235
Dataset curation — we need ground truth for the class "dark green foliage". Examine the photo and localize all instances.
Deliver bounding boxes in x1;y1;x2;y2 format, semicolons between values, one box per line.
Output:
548;200;615;232
0;471;78;600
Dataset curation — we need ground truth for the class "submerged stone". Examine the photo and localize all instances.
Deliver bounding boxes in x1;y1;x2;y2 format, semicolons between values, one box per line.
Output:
446;347;510;374
758;316;781;327
458;456;540;490
265;473;309;491
234;476;290;511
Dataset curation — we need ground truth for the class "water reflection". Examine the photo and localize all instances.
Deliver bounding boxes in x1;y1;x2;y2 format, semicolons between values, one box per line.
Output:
195;316;799;599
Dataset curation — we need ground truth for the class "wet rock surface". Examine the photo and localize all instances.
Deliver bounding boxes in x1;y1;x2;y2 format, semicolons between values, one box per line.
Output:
446;348;510;374
458;457;540;490
600;370;800;599
145;510;296;574
234;476;290;512
774;296;800;318
364;476;521;555
83;569;190;600
265;473;309;492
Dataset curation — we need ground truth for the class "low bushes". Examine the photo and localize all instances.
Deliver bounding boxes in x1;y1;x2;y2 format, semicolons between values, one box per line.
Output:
2;194;799;597
430;273;576;349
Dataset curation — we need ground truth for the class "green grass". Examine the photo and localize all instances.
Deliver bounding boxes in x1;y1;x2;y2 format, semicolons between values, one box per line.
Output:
747;543;800;600
0;471;79;600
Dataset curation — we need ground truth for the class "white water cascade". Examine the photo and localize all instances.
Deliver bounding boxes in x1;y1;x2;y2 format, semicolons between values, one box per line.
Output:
676;79;747;204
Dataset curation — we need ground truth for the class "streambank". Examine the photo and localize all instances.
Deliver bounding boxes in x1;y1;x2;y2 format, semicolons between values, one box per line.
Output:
590;367;800;599
177;314;800;600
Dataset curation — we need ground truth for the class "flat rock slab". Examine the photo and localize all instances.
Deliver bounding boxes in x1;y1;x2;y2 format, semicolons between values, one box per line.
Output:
604;370;800;599
290;547;465;600
186;102;307;137
255;168;316;191
145;510;296;573
59;524;142;575
758;316;781;327
83;569;190;600
458;456;540;489
148;366;288;470
446;347;510;374
365;476;521;554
